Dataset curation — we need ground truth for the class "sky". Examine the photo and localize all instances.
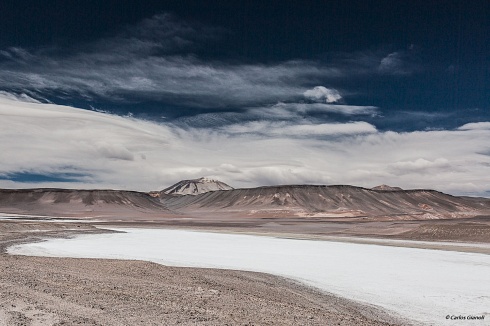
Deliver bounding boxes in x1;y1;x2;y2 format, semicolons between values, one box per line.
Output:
0;0;489;195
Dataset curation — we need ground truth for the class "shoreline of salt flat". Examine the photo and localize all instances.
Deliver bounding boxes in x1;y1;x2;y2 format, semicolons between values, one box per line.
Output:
9;227;490;325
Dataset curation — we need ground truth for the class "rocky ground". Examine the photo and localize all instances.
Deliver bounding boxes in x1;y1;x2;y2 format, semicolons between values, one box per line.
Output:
0;220;406;326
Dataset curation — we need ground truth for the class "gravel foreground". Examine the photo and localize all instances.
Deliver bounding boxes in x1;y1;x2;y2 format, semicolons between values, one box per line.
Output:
0;221;406;326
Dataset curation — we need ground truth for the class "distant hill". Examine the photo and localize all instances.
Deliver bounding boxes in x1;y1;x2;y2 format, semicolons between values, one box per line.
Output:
0;188;171;218
161;177;233;196
1;184;490;221
160;185;490;220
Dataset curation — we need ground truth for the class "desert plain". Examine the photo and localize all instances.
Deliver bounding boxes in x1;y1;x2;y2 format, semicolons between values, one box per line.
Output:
1;184;490;325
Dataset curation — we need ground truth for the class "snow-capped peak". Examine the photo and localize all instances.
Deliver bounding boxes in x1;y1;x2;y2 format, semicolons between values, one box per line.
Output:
161;177;234;196
371;184;403;191
196;177;217;183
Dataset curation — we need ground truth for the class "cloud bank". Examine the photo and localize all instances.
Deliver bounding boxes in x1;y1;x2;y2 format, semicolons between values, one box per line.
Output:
0;14;478;195
0;96;489;196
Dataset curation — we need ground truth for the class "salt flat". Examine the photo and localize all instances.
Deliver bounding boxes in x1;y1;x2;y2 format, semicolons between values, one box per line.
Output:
8;228;490;325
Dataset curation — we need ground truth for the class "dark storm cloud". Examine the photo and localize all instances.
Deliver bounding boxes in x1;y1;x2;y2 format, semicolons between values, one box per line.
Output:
0;14;414;111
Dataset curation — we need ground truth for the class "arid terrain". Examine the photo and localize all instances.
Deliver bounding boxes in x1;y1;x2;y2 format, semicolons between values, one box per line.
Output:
0;220;404;326
1;183;490;325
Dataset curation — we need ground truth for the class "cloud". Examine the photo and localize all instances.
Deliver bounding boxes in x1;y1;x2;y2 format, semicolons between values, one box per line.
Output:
95;143;135;161
221;121;377;137
1;96;489;196
106;13;223;54
0;47;34;62
388;158;451;175
255;102;378;117
378;51;417;75
325;47;420;78
0;14;418;110
172;102;378;129
0;50;342;109
0;14;342;109
458;122;490;131
0;91;40;103
303;86;342;103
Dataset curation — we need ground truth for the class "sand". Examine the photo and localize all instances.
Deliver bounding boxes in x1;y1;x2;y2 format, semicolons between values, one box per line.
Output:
0;220;404;326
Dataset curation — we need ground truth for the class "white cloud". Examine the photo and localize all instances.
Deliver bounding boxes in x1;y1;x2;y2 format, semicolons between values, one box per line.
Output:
95;143;135;161
1;97;489;196
458;122;490;131
255;102;377;117
388;158;451;175
173;102;378;128
0;91;40;103
221;121;377;137
303;86;342;103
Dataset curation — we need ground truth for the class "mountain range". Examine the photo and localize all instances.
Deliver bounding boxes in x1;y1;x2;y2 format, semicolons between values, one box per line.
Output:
1;178;490;221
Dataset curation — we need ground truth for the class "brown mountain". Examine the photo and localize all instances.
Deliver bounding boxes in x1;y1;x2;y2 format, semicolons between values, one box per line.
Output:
0;188;171;218
1;185;489;221
159;185;490;220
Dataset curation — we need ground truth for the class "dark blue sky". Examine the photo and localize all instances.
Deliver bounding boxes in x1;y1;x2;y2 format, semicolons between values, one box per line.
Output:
0;0;488;132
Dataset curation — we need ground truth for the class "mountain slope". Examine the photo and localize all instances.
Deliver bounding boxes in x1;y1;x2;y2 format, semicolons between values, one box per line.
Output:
160;185;490;220
161;177;233;196
1;184;489;221
0;188;172;218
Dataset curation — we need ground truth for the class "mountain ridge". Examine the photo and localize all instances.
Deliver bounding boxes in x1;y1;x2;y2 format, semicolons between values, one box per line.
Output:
0;188;172;218
159;184;490;220
1;184;489;220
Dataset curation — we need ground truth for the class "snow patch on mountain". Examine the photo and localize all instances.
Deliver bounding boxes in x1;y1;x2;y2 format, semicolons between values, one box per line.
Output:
162;177;233;196
371;184;403;191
